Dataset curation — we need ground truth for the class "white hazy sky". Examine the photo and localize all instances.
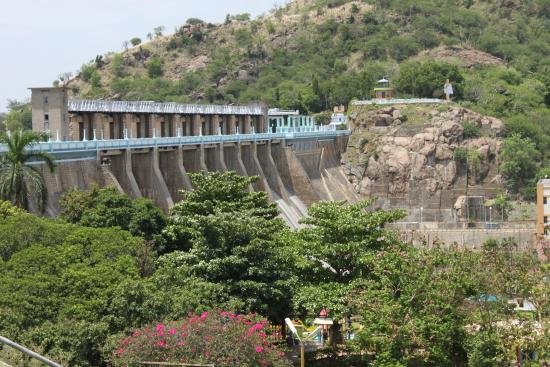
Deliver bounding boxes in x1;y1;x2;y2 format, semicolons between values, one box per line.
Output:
0;0;283;112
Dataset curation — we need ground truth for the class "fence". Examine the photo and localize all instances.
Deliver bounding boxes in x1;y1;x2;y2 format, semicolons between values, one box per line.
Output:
0;130;351;156
0;336;62;367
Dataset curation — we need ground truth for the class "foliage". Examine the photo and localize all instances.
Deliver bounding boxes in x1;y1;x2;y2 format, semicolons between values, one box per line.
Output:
2;100;32;131
68;0;549;129
130;37;141;46
163;171;294;322
462;121;482;139
453;146;468;164
0;212;148;366
153;26;165;38
59;185;165;241
0;130;55;211
355;245;471;366
146;57;164;78
395;61;464;98
354;241;549;366
486;193;513;220
110;54;127;78
0;200;24;219
80;64;97;83
499;134;540;194
111;311;291;366
288;201;405;322
0;174;548;366
186;18;204;25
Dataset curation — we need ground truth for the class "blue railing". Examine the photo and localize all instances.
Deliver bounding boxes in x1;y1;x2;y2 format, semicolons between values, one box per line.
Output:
0;130;350;155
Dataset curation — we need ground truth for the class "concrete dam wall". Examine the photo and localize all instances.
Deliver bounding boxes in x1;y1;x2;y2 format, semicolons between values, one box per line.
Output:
37;137;357;227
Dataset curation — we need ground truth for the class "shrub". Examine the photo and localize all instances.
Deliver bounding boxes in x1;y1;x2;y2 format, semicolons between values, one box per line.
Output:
130;37;142;46
110;54;126;78
0;200;24;219
111;311;291;367
147;57;164;78
453;147;468;164
80;64;96;82
462;121;481;139
90;71;102;88
396;61;464;99
186;18;204;25
500;134;539;193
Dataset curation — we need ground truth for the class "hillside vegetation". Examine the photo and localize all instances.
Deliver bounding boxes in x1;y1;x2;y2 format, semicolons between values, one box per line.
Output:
65;0;549;197
68;0;549;112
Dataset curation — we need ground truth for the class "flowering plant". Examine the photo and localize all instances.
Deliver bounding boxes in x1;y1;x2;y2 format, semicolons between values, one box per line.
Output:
112;310;291;367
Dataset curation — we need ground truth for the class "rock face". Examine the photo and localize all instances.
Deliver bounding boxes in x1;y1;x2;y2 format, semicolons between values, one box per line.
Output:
343;105;503;218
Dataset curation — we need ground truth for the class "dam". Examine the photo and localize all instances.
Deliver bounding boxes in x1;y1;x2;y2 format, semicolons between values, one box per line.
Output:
16;87;357;227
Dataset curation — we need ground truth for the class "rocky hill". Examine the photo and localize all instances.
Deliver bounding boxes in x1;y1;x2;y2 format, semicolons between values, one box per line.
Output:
343;103;506;218
65;0;549;112
59;0;549;206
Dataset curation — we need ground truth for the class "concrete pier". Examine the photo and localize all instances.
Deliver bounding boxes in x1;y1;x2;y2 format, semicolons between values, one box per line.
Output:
33;135;355;228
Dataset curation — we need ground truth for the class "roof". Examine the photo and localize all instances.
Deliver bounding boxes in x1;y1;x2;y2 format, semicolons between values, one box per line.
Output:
313;318;333;325
68;100;264;116
268;108;300;116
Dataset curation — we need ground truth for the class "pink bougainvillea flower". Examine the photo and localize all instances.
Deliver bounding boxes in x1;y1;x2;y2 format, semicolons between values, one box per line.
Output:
156;340;167;348
200;311;209;320
169;328;177;335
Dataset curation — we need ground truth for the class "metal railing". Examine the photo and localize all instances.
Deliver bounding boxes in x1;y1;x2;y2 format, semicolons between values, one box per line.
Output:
69;100;263;116
0;130;351;155
353;98;443;105
0;336;61;367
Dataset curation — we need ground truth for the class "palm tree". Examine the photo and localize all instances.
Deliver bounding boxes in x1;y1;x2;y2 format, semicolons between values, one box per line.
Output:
0;131;55;212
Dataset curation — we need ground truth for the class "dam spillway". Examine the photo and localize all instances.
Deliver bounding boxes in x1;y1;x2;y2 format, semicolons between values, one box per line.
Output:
19;131;355;227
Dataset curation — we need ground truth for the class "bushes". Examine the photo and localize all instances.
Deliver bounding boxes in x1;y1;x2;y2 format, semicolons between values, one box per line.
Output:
499;134;540;193
396;60;464;98
111;311;291;367
59;186;166;241
80;64;97;82
146;57;164;78
462;121;482;139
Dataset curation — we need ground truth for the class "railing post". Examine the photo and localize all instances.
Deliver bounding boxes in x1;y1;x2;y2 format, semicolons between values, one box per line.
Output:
0;336;62;367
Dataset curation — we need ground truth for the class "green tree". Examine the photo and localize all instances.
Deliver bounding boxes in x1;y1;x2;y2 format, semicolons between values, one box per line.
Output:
60;186;165;241
500;134;539;193
130;37;141;46
288;200;405;344
0;220;148;366
163;171;294;322
2;100;32;131
110;54;127;78
0;131;55;211
146;57;164;78
396;61;464;98
356;246;473;366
